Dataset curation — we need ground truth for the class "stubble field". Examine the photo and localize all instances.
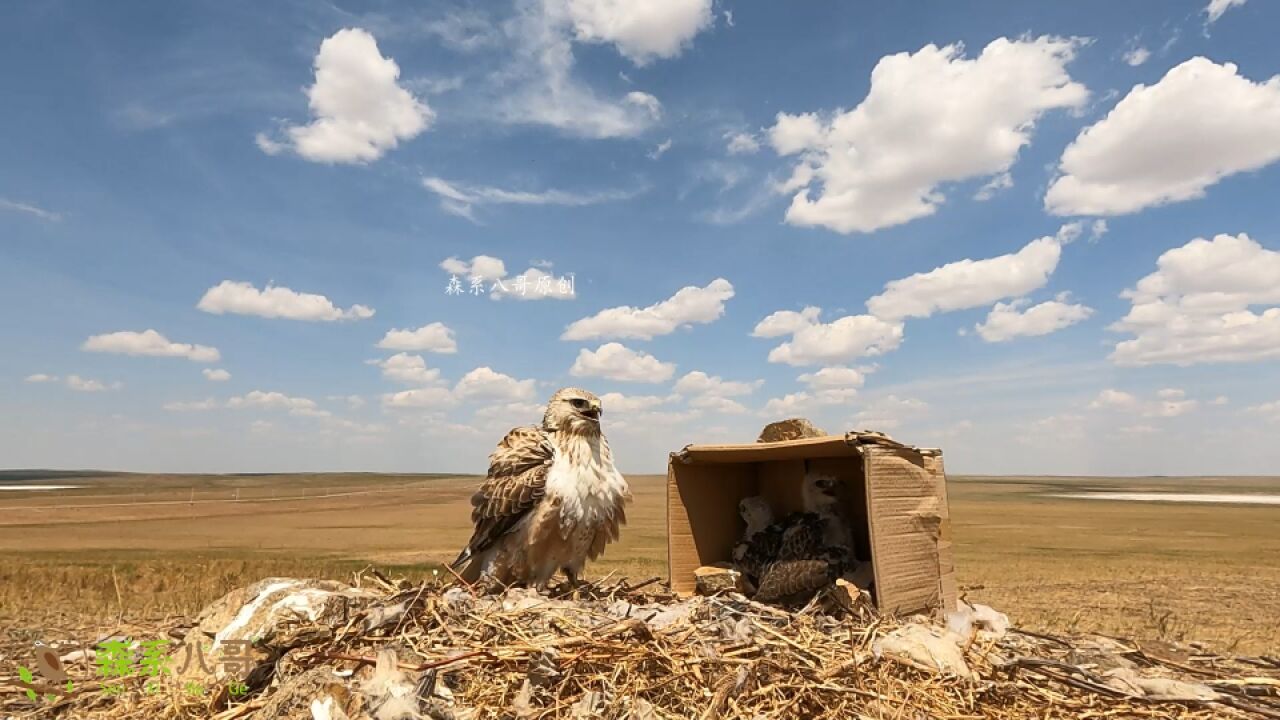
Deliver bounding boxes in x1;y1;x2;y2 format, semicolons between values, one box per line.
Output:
1;471;1277;654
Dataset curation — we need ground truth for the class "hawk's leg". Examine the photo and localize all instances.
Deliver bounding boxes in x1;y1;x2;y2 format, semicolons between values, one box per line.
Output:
562;567;583;600
476;575;504;596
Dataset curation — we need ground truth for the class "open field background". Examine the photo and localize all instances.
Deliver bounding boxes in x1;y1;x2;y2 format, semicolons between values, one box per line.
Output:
1;471;1278;654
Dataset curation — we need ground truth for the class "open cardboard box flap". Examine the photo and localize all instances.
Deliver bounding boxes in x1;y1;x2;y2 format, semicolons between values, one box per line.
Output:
666;431;957;616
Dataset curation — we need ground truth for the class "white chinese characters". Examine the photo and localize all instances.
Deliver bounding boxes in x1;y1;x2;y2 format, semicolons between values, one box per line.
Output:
445;272;575;299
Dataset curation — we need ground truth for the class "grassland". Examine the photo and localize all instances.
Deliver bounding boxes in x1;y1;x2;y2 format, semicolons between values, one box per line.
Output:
1;471;1277;654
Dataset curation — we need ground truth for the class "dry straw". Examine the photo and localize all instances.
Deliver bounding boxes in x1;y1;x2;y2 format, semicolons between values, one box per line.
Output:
3;570;1277;719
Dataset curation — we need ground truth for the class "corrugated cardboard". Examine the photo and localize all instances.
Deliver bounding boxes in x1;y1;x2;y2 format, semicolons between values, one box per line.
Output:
667;431;956;616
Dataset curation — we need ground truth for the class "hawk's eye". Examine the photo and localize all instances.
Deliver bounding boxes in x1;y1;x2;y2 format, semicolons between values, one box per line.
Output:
570;398;588;409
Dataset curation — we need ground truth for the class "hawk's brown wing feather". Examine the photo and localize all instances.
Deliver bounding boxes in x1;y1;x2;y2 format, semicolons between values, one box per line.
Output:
753;558;836;603
450;426;554;569
777;513;825;561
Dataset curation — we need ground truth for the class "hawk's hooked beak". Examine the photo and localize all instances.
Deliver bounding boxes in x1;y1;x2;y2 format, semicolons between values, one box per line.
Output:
582;401;602;421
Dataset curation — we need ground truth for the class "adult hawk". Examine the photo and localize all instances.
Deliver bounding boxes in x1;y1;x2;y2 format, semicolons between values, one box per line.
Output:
451;387;631;591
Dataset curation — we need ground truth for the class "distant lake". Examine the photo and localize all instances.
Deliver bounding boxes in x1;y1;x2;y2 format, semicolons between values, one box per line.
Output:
0;485;81;491
1054;492;1280;506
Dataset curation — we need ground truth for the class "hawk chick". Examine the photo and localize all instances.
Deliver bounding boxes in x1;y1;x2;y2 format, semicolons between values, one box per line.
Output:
733;472;856;603
802;471;854;558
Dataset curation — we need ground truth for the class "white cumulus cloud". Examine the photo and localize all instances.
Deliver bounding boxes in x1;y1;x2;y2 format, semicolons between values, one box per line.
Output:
762;392;819;417
751;307;822;338
498;0;667;139
562;278;733;340
1090;389;1141;410
1046;58;1280;216
382;386;459;410
25;373;58;383
1123;46;1151;67
768;112;824;156
453;367;537;401
1110;232;1280;366
371;353;443;386
725;131;760;155
558;0;714;66
570;342;675;382
227;390;328;417
624;91;662;117
598;392;668;413
376;323;458;353
82;330;220;363
197;281;373;321
1205;0;1247;24
474;401;546;424
761;379;861;416
770;36;1087;234
974;293;1093;342
797;366;867;390
440;255;507;281
867;232;1064;320
689;395;748;414
673;371;762;397
259;28;432;163
1090;388;1198;417
851;395;928;431
755;308;904;367
65;375;120;392
203;368;231;382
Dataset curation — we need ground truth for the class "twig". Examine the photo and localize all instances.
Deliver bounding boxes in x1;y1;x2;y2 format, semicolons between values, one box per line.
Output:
620;576;662;594
319;649;494;672
1009;627;1073;648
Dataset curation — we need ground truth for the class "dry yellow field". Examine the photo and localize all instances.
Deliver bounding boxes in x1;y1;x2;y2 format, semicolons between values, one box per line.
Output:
1;471;1277;654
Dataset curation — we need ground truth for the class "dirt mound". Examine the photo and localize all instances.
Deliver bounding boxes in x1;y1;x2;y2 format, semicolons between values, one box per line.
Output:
757;418;827;443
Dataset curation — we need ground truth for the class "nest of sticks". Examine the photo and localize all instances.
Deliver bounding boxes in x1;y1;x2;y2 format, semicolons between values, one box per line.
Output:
3;570;1278;720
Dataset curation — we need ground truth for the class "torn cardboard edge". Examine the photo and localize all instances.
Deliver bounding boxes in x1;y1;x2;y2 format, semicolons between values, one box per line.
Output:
672;431;941;464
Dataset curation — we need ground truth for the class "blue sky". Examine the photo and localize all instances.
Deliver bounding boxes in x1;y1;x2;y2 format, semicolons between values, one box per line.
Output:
4;0;1280;475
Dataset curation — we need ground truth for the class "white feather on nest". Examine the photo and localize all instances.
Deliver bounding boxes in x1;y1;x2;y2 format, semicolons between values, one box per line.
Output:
362;649;421;720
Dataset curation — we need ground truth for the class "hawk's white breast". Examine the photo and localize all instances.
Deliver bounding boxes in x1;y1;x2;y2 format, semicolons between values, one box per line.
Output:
544;430;628;530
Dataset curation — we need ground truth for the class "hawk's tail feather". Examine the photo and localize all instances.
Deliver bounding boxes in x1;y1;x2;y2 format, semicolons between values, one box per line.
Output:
449;546;472;571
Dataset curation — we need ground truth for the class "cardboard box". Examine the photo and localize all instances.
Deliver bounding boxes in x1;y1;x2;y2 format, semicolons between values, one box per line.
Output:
666;431;957;616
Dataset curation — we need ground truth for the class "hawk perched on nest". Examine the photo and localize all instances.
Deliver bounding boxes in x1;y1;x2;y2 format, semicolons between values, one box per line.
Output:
451;387;631;591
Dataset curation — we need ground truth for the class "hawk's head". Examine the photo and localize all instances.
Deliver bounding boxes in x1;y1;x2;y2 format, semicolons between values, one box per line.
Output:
543;387;604;434
738;495;775;534
802;472;841;513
